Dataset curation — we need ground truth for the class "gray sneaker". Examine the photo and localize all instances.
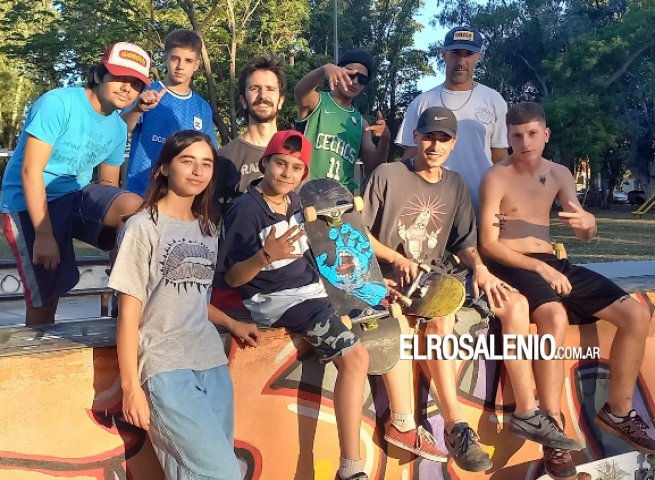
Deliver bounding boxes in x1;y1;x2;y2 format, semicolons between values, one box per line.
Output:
445;422;493;472
510;410;581;450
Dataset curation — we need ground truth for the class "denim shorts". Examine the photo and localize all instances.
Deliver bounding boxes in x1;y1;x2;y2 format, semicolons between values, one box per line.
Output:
145;365;240;480
2;183;125;307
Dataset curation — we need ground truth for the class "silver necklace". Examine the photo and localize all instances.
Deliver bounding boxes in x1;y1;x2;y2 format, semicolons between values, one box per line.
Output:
440;83;476;112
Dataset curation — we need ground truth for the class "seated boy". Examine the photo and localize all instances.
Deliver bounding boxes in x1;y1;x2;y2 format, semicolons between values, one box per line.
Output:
362;106;580;472
479;102;655;479
216;130;370;480
1;42;148;325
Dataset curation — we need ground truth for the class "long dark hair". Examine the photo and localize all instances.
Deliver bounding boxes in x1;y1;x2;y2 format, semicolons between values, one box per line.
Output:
141;130;218;236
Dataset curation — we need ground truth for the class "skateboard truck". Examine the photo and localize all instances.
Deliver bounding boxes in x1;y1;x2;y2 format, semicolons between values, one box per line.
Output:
341;304;402;331
303;197;364;227
402;263;433;300
396;263;466;318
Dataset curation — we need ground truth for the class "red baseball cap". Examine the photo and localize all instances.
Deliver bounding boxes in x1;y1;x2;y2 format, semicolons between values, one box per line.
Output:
260;130;312;179
101;42;151;86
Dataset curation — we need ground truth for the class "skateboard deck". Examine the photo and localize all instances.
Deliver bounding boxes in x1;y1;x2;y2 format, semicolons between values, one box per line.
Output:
300;178;400;375
401;263;466;318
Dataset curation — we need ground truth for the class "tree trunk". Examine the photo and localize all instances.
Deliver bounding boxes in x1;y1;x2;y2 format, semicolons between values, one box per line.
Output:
229;37;238;137
7;76;26;149
181;1;231;145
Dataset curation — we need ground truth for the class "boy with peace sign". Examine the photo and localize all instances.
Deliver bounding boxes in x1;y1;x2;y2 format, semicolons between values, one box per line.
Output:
479;102;655;479
122;29;218;197
295;49;390;191
217;130;371;480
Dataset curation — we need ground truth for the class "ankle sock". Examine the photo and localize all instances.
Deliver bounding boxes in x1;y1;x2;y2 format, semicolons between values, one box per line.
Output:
339;458;364;479
605;404;633;423
391;412;417;433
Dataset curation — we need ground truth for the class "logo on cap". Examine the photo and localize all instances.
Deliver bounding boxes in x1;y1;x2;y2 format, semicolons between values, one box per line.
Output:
119;50;147;67
453;31;475;42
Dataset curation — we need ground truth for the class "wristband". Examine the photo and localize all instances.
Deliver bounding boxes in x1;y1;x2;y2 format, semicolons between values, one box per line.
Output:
135;103;145;113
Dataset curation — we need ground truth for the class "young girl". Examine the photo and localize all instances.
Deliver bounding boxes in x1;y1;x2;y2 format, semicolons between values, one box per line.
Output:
109;130;260;480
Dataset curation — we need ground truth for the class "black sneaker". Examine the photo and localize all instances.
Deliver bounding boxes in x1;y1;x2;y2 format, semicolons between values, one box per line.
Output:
510;410;581;450
543;447;577;479
444;422;493;472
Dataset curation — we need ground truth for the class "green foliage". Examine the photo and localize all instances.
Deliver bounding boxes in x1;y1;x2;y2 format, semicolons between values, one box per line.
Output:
431;0;655;200
0;0;429;151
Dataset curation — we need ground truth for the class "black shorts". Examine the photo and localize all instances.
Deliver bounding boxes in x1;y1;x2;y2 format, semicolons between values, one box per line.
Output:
486;253;628;325
2;183;126;308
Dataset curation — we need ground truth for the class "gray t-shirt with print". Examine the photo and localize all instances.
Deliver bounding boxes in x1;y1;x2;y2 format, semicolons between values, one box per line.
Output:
362;160;477;277
109;210;226;384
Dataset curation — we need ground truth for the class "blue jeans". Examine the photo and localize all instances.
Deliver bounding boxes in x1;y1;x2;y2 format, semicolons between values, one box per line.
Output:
145;365;240;479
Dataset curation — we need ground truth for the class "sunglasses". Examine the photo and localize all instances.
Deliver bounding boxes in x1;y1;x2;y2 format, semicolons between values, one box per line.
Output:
348;71;370;85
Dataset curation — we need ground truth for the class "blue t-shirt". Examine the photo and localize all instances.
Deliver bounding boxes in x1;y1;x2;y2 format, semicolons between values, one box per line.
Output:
1;88;127;213
126;81;218;196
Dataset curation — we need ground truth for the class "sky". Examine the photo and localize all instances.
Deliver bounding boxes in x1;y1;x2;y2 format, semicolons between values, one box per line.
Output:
414;4;447;92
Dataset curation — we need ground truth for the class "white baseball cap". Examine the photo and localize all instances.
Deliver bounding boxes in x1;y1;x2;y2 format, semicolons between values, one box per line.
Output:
101;42;151;86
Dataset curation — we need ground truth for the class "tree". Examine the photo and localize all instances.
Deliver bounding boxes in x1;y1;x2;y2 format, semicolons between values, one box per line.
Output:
304;0;431;155
429;0;655;203
0;0;52;148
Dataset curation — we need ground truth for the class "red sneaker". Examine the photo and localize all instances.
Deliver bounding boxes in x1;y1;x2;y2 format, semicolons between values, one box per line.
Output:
383;422;448;462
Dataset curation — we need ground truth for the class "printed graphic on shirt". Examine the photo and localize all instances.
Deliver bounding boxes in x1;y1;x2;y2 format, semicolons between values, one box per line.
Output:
315;223;387;305
475;106;494;125
52;137;115;176
160;239;215;292
193;116;202;130
314;133;358;165
398;194;447;262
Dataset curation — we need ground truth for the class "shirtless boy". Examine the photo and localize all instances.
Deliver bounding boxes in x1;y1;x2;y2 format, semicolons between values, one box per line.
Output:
479;102;655;479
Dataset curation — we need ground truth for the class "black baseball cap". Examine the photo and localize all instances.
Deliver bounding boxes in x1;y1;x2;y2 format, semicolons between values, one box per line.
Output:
416;107;457;138
443;26;484;53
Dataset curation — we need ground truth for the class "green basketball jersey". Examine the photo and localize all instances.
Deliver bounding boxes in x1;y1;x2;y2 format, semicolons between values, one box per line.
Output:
299;92;362;191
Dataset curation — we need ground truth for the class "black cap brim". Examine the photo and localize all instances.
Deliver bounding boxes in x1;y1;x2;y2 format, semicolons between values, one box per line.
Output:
417;126;456;138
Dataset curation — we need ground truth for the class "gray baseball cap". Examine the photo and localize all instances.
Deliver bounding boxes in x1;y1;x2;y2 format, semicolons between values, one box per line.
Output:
416;106;457;138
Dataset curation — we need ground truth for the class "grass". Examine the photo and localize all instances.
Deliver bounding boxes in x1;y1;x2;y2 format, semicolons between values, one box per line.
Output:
550;204;655;264
0;231;104;260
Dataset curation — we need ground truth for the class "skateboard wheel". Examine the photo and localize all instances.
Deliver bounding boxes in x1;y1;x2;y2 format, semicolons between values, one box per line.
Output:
361;320;379;331
304;206;317;223
398;295;412;307
553;242;567;259
389;303;402;318
353;196;364;212
340;315;352;328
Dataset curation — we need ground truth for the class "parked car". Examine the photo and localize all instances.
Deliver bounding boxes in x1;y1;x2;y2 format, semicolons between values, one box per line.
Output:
612;190;629;204
628;190;646;205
